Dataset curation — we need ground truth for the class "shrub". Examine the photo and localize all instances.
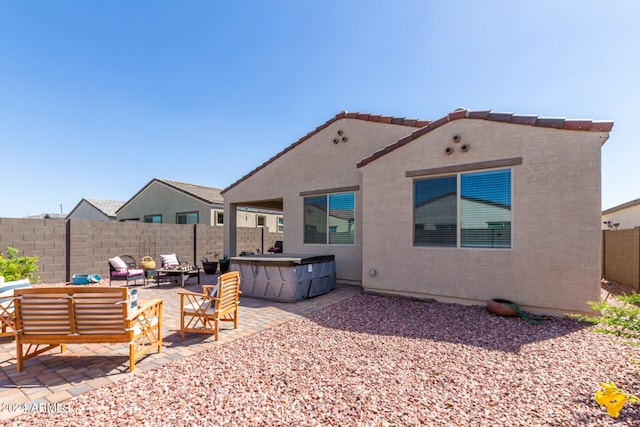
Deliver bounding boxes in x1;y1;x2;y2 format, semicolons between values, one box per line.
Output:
0;246;40;283
581;293;640;345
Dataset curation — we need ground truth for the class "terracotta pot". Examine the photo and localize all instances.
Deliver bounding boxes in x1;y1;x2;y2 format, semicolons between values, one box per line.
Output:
487;299;518;317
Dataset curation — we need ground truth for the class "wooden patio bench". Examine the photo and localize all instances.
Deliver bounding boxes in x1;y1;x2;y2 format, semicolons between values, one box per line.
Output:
13;286;164;372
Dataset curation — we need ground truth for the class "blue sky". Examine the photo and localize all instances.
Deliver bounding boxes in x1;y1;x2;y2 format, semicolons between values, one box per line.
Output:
1;1;637;217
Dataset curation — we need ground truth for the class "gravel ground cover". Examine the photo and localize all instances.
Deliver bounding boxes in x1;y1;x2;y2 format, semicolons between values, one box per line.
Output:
6;286;640;426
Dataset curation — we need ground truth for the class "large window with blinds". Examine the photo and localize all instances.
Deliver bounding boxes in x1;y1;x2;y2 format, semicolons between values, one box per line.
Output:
304;192;355;245
414;169;511;248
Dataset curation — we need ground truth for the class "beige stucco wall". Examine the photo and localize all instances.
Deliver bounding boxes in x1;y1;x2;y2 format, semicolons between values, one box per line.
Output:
602;206;640;230
360;120;607;316
223;118;418;284
117;181;215;224
116;182;281;231
67;201;112;221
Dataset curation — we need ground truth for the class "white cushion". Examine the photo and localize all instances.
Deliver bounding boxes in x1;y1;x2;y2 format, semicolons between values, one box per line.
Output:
0;278;32;311
109;256;128;272
160;254;179;268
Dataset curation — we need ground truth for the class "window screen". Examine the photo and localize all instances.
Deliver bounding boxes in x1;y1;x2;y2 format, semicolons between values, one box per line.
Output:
304;195;327;244
414;176;457;247
328;193;355;244
461;170;511;248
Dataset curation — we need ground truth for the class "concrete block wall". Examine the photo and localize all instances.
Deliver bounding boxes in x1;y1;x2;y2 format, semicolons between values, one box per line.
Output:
0;218;67;283
235;227;282;255
196;224;224;262
602;228;640;290
0;218;282;284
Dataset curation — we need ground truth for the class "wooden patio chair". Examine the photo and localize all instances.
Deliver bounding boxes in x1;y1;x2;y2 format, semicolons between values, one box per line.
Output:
178;271;241;341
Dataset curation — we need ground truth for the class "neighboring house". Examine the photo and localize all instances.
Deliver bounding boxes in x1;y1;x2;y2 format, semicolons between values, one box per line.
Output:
116;178;282;232
66;198;124;221
24;213;67;220
602;198;640;230
222;109;613;316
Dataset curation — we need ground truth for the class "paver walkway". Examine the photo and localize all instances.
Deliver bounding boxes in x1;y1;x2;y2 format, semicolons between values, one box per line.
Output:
0;274;361;421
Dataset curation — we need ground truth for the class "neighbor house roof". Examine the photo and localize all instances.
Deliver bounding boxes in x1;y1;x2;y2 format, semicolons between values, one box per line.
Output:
222;108;614;193
602;198;640;215
222;111;429;194
357;108;614;168
76;198;124;218
24;213;67;220
116;178;224;214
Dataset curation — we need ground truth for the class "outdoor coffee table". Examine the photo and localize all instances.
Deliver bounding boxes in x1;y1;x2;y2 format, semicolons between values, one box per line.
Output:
155;267;201;287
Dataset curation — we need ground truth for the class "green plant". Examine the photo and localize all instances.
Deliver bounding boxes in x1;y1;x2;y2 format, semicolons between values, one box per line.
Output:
580;293;640;345
0;247;40;282
578;293;640;418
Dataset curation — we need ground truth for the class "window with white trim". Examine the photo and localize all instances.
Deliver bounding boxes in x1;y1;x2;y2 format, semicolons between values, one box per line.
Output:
215;211;223;225
414;169;511;248
257;215;266;227
304;192;355;245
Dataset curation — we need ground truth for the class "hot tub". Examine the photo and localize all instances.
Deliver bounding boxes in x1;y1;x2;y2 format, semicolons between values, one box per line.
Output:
230;254;336;302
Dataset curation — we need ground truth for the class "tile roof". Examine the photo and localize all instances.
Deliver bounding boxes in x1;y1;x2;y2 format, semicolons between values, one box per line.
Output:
222;111;428;194
155;178;224;204
222;108;613;193
116;178;224;214
83;198;124;218
602;198;640;215
357;108;614;168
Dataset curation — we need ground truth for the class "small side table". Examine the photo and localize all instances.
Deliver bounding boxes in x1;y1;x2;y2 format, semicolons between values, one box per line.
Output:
144;269;158;286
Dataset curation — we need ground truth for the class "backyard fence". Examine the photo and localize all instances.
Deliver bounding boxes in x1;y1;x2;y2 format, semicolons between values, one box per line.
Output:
602;228;640;291
0;218;281;284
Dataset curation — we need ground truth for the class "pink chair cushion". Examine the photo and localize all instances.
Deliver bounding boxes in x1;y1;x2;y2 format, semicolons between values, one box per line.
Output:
111;269;143;278
161;254;179;268
109;256;128;272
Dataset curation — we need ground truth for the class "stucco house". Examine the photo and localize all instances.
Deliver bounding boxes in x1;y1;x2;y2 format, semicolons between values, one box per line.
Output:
117;178;282;232
602;198;640;230
66;198;124;221
221;109;613;316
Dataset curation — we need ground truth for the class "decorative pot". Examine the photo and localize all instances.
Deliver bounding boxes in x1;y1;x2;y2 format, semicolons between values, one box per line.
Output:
202;261;218;275
139;256;156;270
219;259;230;274
487;299;518;317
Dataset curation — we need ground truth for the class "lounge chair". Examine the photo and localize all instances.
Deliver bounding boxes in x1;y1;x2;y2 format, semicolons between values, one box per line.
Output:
268;240;283;253
109;255;145;286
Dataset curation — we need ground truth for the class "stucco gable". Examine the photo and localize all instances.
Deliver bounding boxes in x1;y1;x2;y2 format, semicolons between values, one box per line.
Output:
84;198;124;217
66;198;124;219
222;111;428;194
116;178;223;214
356;108;614;168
